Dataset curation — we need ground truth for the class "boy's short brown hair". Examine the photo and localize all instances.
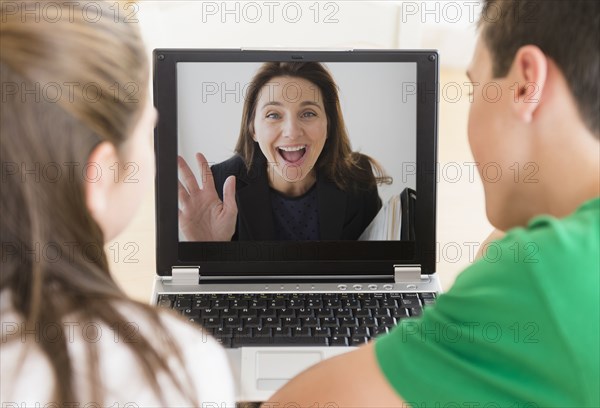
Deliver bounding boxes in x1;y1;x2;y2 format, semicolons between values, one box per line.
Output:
479;0;599;137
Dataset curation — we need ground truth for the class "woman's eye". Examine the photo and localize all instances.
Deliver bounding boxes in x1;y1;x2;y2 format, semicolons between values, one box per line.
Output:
302;111;317;118
266;112;280;119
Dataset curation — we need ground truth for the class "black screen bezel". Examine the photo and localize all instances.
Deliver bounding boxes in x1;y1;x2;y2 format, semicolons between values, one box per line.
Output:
153;49;438;278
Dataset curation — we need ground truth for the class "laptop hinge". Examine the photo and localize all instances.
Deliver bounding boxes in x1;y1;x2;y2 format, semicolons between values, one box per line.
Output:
393;265;421;283
171;267;200;285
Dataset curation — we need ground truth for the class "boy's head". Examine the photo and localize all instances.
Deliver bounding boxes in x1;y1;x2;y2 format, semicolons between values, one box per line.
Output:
467;0;599;230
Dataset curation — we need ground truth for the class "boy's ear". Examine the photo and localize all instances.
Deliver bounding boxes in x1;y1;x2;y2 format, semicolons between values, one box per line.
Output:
508;45;548;123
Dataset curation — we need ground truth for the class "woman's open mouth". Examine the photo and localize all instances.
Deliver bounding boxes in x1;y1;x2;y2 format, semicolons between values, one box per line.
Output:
277;144;308;165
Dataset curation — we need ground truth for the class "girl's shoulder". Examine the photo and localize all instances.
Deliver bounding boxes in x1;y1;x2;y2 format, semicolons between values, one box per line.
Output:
0;294;235;407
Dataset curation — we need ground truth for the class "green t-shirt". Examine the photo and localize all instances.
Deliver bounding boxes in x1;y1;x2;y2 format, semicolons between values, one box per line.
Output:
376;197;600;407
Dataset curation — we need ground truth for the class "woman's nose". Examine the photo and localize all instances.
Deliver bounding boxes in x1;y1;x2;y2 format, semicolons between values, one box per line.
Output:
282;117;303;139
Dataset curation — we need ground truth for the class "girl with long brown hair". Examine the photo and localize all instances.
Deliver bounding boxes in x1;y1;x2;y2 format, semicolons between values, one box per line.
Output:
0;1;235;406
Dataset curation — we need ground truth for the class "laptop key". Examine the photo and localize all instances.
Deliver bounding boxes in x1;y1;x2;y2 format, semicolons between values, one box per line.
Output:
401;298;421;307
350;337;368;346
200;308;219;318
329;336;349;346
359;317;377;327
182;308;198;317
340;317;358;328
325;300;342;309
331;327;351;337
278;309;295;318
263;317;280;328
306;300;323;309
288;299;305;309
334;308;353;318
231;300;249;309
174;296;191;309
269;299;286;309
192;299;210;309
392;307;409;319
258;308;277;319
221;308;238;318
316;308;333;318
302;317;319;327
370;327;388;337
281;318;300;327
240;308;257;318
410;307;423;317
233;327;252;337
273;327;292;337
378;316;396;327
351;327;370;337
253;327;272;337
224;318;242;328
157;295;174;308
380;299;398;308
321;317;339;328
313;327;331;337
355;309;372;318
372;308;390;317
342;299;360;308
249;300;268;309
293;327;311;337
203;318;221;329
232;336;327;347
211;299;230;309
423;299;436;307
243;317;260;328
298;308;314;318
362;299;379;308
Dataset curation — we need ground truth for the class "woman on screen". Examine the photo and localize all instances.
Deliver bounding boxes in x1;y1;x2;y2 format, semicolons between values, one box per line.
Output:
178;61;392;241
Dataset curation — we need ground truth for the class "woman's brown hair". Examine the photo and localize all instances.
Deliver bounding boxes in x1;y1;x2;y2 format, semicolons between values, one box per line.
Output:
235;61;392;193
1;1;196;405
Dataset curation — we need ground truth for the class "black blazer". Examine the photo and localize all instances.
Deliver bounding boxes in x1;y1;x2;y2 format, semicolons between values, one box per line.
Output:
210;153;382;241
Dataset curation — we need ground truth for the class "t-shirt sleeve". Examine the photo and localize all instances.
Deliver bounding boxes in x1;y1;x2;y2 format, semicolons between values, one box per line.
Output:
375;228;585;407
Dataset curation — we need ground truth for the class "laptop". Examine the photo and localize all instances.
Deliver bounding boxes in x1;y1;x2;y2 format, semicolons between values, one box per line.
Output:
151;49;441;402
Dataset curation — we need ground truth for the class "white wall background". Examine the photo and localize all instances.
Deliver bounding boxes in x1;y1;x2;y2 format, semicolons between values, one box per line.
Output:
136;1;480;68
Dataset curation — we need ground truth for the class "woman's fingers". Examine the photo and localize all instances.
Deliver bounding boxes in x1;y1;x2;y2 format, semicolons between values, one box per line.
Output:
195;152;219;200
222;175;238;216
177;155;200;194
178;180;190;208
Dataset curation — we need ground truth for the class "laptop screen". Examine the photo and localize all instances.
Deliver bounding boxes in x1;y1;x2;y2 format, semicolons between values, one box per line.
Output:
154;50;438;277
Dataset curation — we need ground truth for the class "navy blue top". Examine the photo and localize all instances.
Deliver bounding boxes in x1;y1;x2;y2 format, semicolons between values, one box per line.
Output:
269;183;320;240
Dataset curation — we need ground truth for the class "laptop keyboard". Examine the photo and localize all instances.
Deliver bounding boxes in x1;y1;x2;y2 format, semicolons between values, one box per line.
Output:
157;292;436;348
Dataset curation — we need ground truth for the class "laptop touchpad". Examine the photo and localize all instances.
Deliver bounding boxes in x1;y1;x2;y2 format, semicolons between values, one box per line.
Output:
255;351;323;390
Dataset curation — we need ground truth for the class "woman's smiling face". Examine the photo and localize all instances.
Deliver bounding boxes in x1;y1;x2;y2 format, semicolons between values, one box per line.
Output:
252;76;328;196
